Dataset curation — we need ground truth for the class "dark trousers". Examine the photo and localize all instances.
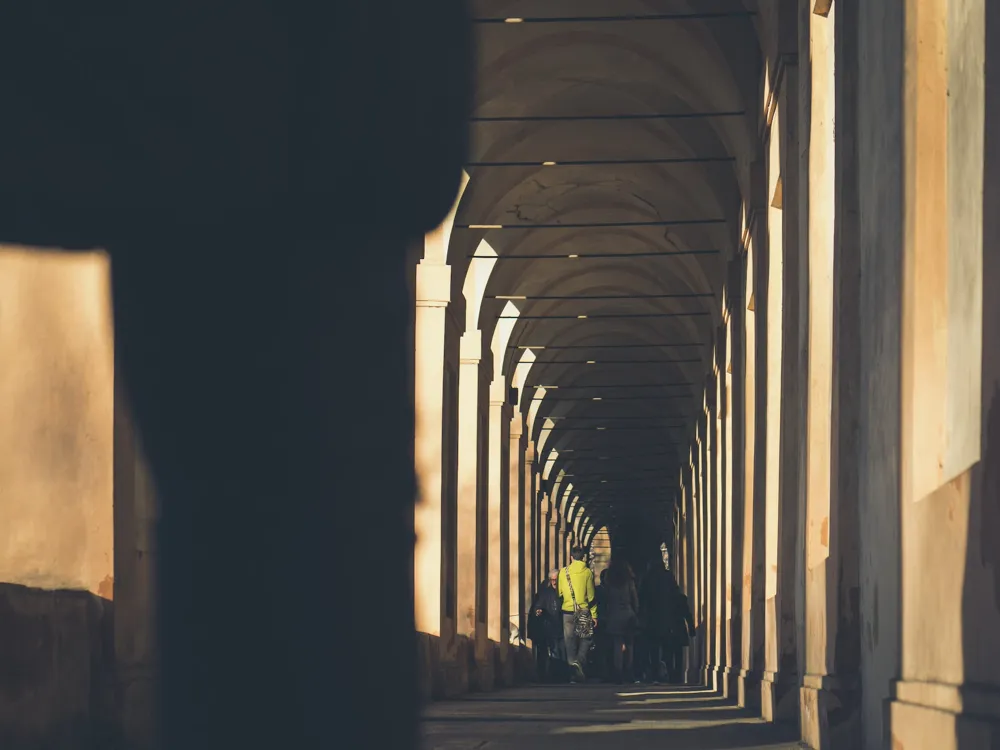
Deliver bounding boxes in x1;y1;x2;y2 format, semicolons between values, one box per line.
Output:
638;635;668;681
536;636;566;681
664;643;685;683
562;613;592;668
611;636;635;682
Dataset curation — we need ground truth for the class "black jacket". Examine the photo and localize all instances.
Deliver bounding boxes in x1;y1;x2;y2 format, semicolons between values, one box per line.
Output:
529;583;564;641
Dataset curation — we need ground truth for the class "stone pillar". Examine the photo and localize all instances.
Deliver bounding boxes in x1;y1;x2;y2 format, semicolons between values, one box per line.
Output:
549;509;560;573
710;371;726;692
762;54;803;722
798;3;863;747
457;331;484;639
869;2;996;750
113;381;160;750
704;401;721;690
720;316;740;700
522;441;535;636
697;415;714;687
740;235;766;709
690;449;704;680
727;258;748;702
0;250;116;749
508;410;523;646
487;381;509;647
413;262;451;637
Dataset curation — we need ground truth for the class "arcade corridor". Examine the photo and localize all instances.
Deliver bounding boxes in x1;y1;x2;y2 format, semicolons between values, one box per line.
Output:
0;1;996;750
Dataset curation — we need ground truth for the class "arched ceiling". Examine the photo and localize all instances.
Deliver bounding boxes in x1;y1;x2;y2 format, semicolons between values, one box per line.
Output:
451;0;761;546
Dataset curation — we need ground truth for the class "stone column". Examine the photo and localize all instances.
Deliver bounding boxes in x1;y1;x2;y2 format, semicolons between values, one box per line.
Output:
863;2;995;750
725;260;747;703
522;441;535;635
703;401;720;690
0;250;116;749
798;3;863;747
113;380;159;750
697;415;714;687
486;381;509;647
740;233;766;709
762;55;803;722
549;509;560;573
719;319;739;700
540;493;551;578
508;410;524;646
690;449;704;679
413;262;451;637
456;331;484;639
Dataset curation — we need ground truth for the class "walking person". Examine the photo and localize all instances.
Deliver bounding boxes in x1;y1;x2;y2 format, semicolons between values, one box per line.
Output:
603;559;640;684
529;570;567;683
558;547;597;683
663;573;695;683
638;558;671;682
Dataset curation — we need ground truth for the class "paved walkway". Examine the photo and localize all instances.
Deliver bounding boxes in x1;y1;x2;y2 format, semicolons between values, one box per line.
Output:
422;683;803;750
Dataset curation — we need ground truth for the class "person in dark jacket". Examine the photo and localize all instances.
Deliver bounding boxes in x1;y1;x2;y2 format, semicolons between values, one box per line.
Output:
638;560;672;682
529;569;566;682
663;573;695;683
602;560;640;683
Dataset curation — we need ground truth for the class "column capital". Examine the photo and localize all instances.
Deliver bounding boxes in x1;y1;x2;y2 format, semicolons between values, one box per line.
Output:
460;329;482;364
525;441;536;464
489;378;507;406
415;262;452;308
509;411;523;439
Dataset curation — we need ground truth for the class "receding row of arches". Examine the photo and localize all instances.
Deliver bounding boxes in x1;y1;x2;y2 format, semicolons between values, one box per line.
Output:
409;3;1000;750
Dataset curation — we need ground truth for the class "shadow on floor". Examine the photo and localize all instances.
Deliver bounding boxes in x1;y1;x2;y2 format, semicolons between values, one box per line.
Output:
423;683;803;750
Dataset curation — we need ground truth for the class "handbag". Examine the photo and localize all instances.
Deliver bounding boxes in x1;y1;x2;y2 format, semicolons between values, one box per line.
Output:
564;568;595;638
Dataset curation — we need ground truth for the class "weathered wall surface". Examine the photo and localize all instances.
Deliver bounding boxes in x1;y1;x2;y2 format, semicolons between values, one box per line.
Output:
0;584;115;749
0;248;117;748
0;248;114;593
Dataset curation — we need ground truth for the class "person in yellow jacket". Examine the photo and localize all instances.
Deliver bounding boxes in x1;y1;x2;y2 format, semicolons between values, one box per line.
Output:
558;547;598;682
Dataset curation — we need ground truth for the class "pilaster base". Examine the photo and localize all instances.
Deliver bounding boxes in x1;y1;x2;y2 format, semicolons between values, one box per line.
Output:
722;667;740;700
737;668;762;710
890;680;1000;750
702;666;715;691
712;666;727;696
799;674;860;749
761;670;798;722
494;642;515;687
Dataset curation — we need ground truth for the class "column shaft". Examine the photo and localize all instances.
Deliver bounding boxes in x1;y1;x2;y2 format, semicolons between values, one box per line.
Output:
413;263;451;636
457;332;484;637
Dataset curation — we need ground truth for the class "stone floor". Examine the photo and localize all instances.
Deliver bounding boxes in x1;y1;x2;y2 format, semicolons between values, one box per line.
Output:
422;682;804;750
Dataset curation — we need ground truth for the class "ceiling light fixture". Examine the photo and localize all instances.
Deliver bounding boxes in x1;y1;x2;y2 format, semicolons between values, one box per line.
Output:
504;17;524;23
495;295;527;300
586;360;596;364
519;345;546;350
542;161;557;166
592;397;603;401
468;224;503;229
567;254;579;258
577;315;588;319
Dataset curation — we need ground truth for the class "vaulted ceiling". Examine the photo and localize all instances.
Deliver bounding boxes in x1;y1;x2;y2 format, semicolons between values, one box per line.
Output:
449;0;763;549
